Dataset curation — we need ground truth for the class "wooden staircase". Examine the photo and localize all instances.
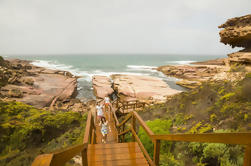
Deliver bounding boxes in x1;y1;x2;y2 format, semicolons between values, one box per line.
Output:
32;99;251;166
88;105;148;166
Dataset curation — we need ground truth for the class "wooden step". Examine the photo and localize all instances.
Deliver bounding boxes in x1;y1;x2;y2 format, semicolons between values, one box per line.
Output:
88;158;148;166
88;142;148;166
88;142;139;149
88;152;145;161
88;146;141;155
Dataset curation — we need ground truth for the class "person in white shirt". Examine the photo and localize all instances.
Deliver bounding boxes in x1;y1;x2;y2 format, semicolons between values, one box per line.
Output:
104;97;110;108
104;96;111;120
96;102;104;123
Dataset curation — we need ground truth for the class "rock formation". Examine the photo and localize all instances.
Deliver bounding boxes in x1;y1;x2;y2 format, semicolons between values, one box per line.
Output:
92;75;114;99
219;14;251;69
0;57;78;108
219;14;251;48
157;65;225;89
112;74;181;102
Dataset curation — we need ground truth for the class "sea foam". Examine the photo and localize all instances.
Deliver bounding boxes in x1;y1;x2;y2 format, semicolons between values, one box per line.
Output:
31;60;150;82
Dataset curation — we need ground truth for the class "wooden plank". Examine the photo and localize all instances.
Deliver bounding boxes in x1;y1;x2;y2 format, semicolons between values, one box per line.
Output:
131;128;155;166
151;133;251;145
50;144;88;166
88;152;145;162
31;154;53;166
83;111;92;144
88;142;139;149
88;158;148;166
133;111;154;137
88;146;142;155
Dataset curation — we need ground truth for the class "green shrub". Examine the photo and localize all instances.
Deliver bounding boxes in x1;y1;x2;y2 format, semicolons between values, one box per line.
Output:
138;119;172;156
160;153;184;166
0;100;87;165
188;130;244;166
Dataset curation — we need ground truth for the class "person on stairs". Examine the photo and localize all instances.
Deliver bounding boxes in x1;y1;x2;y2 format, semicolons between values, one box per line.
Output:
104;96;111;120
96;102;104;123
99;117;111;143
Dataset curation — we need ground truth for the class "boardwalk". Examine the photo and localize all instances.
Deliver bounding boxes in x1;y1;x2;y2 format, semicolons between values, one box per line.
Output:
89;105;148;166
95;108;118;144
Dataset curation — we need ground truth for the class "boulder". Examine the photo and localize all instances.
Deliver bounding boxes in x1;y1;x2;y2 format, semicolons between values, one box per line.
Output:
92;75;114;99
112;75;181;102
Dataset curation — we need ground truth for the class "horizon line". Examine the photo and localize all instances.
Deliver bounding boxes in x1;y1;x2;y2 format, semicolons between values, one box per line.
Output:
2;53;227;56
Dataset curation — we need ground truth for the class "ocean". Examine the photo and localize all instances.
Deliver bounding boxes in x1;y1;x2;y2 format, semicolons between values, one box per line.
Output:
5;54;226;101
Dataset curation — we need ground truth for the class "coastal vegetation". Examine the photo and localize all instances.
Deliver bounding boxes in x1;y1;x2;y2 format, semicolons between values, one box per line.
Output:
137;73;251;166
0;100;87;166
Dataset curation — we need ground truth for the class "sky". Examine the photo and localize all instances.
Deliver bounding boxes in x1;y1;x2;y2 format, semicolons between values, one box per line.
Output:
0;0;250;55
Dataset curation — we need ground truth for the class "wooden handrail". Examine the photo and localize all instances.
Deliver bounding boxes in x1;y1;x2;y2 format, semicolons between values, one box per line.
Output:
132;111;154;137
50;144;88;166
151;133;251;145
111;107;119;126
32;154;54;166
32;111;94;166
117;99;149;112
83;111;93;144
131;127;155;166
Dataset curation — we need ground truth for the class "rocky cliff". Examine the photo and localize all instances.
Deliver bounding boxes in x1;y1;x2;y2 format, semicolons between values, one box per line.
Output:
219;14;251;68
219;14;251;48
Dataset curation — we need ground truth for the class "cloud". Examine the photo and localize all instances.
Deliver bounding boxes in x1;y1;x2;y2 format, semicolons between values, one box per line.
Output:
0;0;250;55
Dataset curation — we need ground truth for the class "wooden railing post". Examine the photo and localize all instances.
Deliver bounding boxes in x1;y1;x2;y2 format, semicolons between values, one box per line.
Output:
81;148;88;166
131;114;136;142
244;145;251;166
122;123;125;142
153;139;161;166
